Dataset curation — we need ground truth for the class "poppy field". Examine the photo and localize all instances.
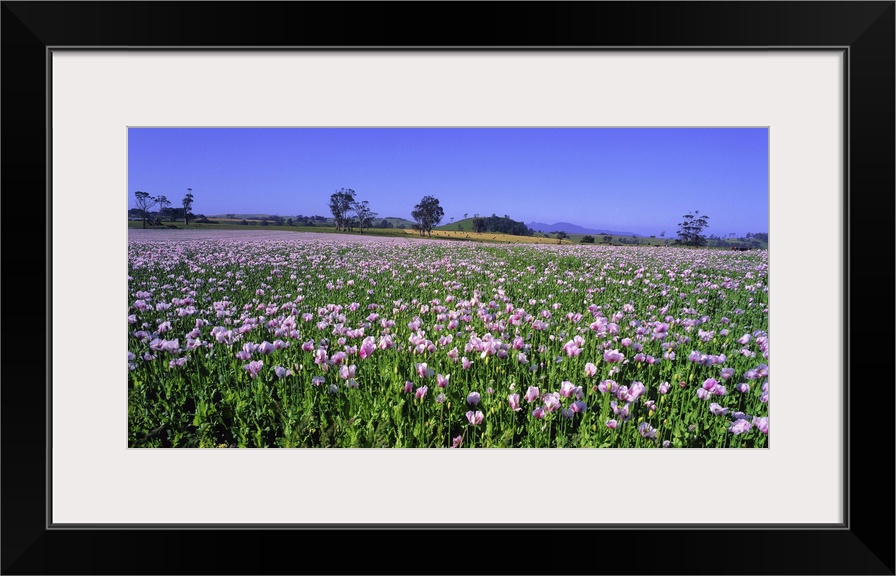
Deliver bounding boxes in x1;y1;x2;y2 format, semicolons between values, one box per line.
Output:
128;231;769;448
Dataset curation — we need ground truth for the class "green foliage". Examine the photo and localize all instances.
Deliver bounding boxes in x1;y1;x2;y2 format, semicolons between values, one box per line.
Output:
329;188;355;232
411;195;444;237
676;210;710;246
129;241;769;448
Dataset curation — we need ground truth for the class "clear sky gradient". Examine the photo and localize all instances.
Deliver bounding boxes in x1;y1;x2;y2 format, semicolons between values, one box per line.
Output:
128;127;768;237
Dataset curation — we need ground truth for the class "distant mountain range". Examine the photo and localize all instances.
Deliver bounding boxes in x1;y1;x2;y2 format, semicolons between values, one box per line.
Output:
527;221;642;237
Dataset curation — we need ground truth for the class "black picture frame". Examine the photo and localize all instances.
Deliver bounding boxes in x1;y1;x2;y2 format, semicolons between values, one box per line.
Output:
3;1;893;574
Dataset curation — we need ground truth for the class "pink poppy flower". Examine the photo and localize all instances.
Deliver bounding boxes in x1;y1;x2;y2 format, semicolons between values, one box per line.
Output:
543;392;561;412
610;401;631;419
598;379;617;394
638;422;657;438
274;366;293;379
359;340;375;359
729;419;753;435
603;349;625;363
466;410;484;425
415;385;428;399
562;341;582;357
243;360;263;379
524;386;540;403
508;394;521;411
378;335;394;350
161;339;180;354
584;362;597;377
466;391;480;406
559;381;576;398
627;381;646;401
752;416;769;434
709;402;729;416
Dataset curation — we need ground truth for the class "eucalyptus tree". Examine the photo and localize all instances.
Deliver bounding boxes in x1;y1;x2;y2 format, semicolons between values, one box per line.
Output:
329;188;356;231
350;199;378;234
133;191;158;229
182;189;194;225
411;195;444;238
676;210;710;246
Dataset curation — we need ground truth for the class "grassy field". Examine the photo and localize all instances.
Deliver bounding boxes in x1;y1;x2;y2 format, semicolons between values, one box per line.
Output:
128;219;573;245
128;232;770;448
129;219;767;249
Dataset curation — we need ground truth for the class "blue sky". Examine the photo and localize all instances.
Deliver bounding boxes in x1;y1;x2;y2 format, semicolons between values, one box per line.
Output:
128;127;768;237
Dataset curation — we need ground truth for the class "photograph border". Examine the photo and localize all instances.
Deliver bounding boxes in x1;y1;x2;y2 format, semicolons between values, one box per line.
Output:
3;2;893;574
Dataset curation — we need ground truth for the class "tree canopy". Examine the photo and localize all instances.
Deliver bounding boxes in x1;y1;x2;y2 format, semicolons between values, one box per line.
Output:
676;210;710;246
469;214;533;236
182;189;194;225
329;188;356;232
411;195;444;237
350;199;378;234
133;191;158;229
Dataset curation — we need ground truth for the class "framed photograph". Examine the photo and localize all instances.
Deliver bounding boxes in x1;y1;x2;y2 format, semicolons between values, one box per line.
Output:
3;1;893;574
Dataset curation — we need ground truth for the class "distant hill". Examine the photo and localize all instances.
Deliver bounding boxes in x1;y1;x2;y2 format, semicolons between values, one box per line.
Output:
438;216;632;238
381;216;416;228
527;221;641;237
436;216;531;236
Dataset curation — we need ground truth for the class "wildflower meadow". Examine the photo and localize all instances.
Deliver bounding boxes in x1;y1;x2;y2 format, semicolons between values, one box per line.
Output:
128;231;769;448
